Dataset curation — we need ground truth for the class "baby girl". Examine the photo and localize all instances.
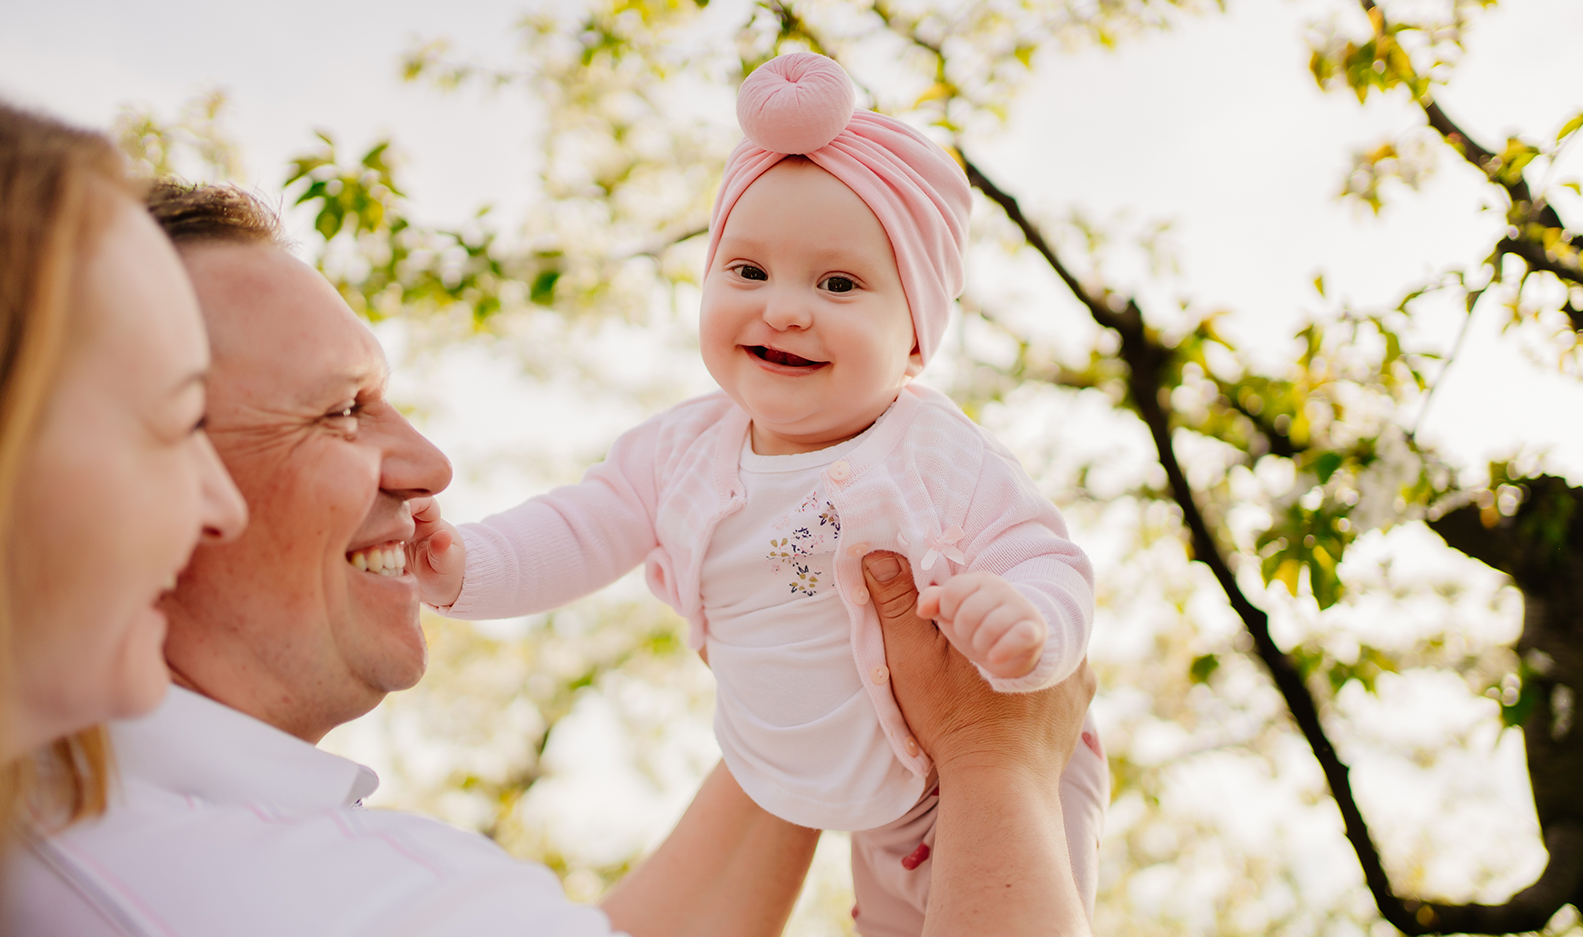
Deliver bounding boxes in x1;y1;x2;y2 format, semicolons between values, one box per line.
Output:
413;52;1107;935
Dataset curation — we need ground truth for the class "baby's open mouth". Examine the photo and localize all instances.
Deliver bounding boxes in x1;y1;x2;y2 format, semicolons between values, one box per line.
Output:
347;541;408;577
748;345;824;368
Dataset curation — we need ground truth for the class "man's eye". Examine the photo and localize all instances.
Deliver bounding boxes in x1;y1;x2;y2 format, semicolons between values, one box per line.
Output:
735;264;768;281
820;276;856;293
325;404;361;432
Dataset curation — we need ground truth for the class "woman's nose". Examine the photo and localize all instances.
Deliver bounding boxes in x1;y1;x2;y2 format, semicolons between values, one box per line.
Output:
197;433;248;543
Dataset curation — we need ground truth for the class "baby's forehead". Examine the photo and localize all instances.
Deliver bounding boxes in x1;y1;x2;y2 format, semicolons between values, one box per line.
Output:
724;164;894;252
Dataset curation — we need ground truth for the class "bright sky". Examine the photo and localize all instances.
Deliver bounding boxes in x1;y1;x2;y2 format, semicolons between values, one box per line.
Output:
4;0;1577;500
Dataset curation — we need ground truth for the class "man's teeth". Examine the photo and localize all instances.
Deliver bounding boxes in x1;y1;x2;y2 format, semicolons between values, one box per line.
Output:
348;543;408;577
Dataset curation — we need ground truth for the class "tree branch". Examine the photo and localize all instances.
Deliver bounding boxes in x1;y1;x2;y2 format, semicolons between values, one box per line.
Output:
1355;0;1583;301
1497;235;1583;291
965;152;1583;934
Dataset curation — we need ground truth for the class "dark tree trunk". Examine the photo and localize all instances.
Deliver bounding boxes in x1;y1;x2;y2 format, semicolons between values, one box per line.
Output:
1426;476;1583;931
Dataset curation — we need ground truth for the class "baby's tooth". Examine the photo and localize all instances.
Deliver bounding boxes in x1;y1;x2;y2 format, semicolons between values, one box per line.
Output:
352;552;368;571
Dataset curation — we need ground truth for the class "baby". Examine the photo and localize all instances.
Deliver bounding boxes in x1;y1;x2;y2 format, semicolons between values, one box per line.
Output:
412;52;1107;935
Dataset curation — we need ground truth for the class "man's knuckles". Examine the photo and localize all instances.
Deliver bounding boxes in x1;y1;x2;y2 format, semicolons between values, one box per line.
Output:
873;588;919;622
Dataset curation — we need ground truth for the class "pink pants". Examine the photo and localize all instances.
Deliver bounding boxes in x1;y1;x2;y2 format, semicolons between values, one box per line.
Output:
848;714;1107;937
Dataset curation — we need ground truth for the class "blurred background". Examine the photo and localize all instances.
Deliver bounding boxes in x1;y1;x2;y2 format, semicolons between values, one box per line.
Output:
4;1;1581;934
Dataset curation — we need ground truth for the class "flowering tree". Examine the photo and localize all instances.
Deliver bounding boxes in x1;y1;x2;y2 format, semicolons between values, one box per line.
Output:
129;0;1582;932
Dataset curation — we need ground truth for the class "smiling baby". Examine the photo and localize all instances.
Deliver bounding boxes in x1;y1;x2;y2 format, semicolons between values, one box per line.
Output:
411;52;1108;935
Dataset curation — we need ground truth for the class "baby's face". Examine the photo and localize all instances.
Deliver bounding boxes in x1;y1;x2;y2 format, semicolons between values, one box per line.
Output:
700;158;921;456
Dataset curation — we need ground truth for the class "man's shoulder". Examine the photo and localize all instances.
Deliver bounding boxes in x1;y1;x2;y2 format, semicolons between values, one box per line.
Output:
21;783;612;937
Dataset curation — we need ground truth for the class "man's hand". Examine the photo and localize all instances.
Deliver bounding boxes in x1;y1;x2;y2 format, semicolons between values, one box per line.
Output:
918;572;1047;679
408;497;465;608
862;550;1096;937
862;551;1092;778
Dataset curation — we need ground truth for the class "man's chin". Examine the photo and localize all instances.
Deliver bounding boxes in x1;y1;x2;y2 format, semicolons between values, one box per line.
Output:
344;568;427;691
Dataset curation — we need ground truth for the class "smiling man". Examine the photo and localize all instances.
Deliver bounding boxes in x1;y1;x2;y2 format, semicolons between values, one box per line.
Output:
6;182;1098;937
162;212;442;742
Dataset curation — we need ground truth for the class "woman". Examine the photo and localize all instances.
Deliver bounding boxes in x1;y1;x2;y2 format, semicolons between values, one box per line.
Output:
0;101;247;833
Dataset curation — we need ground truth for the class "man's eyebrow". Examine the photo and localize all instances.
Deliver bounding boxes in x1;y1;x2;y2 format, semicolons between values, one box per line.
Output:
305;364;387;403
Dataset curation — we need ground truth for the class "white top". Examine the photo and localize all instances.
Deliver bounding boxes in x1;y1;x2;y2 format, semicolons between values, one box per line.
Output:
701;427;922;831
3;687;621;937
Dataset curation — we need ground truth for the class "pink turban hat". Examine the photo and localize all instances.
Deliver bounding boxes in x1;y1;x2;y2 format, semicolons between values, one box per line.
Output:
704;52;971;367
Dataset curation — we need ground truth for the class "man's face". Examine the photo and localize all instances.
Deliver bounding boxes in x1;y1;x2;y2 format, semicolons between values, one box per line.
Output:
162;242;452;742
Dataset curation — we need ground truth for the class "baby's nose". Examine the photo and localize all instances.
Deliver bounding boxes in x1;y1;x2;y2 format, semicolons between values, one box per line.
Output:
761;291;813;329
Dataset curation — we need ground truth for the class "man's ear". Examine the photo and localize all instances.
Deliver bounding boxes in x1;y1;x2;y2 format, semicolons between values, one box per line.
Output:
904;341;925;378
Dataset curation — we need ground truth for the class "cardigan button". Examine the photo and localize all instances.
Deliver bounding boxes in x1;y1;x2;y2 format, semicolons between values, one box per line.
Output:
870;665;889;685
828;460;852;483
853;586;870;605
904;736;920;757
845;541;870;558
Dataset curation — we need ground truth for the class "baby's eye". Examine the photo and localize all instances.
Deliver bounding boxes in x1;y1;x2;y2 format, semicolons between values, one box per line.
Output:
819;276;857;293
734;264;768;281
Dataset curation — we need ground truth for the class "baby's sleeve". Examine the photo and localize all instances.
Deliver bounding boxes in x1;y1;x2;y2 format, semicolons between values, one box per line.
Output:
445;417;664;621
960;447;1095;694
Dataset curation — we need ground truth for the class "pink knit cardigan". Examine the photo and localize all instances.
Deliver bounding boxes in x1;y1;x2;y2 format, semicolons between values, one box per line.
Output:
450;383;1095;780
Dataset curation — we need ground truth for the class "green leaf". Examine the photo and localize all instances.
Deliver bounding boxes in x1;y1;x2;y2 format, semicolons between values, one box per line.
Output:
1189;654;1220;684
315;206;341;241
1557;111;1583;145
530;270;561;305
1314;451;1344;484
1501;676;1542;728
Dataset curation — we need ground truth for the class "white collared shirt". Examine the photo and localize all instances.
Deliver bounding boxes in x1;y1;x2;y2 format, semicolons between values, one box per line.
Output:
5;687;621;937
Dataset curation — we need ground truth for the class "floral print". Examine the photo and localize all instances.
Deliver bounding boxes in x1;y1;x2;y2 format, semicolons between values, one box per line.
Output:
766;491;841;597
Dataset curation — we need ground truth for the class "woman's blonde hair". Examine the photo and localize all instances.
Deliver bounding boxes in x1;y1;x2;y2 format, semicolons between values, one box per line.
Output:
0;101;142;835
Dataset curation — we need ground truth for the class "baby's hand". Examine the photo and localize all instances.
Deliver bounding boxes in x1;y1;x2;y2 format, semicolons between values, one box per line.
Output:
916;572;1046;680
408;496;465;608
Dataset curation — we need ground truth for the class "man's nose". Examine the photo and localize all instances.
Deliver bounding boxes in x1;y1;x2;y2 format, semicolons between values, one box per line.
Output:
378;408;453;500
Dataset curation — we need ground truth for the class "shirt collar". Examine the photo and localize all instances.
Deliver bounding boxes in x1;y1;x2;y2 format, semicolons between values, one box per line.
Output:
109;686;380;812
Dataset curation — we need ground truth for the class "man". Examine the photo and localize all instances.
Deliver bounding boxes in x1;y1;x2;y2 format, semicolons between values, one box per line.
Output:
7;183;1094;936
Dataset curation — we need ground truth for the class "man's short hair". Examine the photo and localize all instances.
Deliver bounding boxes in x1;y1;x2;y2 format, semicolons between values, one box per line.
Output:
145;180;286;248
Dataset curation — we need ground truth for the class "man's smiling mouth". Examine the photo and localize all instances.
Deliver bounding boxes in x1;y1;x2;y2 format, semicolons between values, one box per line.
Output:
347;541;408;577
747;345;825;368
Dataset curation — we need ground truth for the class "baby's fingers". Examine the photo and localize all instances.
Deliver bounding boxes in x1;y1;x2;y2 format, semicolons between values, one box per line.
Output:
968;604;1029;658
986;618;1044;667
916;585;944;620
412;530;465;607
410;496;442;528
